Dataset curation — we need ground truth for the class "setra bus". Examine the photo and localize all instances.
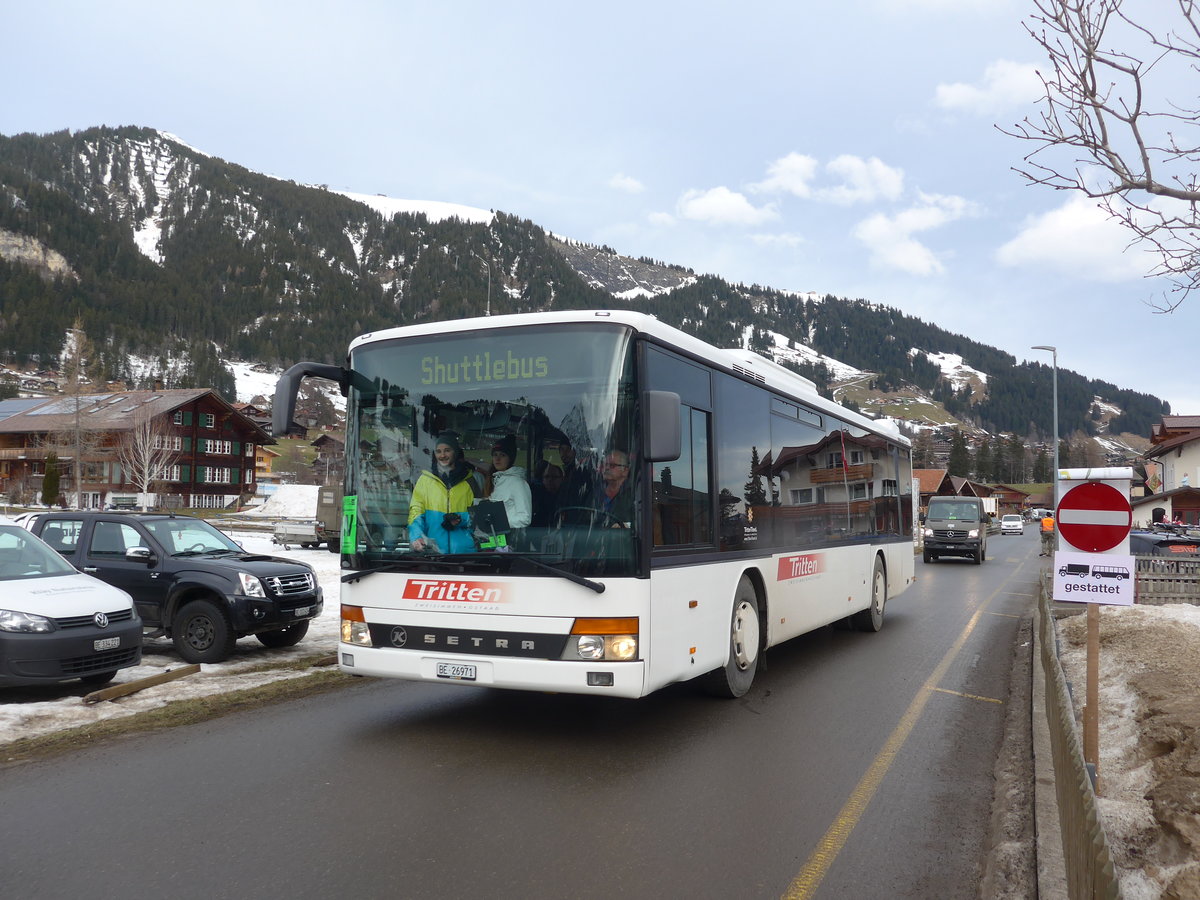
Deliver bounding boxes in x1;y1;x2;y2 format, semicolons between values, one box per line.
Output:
274;310;915;698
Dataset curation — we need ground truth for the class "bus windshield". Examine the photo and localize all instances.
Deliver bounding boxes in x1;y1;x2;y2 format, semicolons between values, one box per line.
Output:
344;322;639;577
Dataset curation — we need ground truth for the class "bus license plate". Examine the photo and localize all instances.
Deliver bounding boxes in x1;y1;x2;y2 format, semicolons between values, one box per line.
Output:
436;662;477;681
94;637;120;651
293;607;310;617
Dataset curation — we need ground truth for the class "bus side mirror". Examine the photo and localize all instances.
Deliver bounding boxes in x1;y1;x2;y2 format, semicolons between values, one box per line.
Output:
644;390;681;462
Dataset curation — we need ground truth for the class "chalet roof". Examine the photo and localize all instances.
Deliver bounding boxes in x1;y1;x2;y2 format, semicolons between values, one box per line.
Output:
1151;415;1200;444
989;484;1031;498
1143;429;1200;459
0;389;273;443
913;469;949;494
1132;486;1200;508
0;397;50;421
950;476;993;497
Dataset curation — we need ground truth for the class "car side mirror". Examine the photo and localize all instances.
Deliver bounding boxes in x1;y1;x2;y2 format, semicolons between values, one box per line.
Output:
126;546;156;565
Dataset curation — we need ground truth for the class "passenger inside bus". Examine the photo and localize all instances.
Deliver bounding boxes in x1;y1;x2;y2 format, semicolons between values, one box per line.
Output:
531;464;565;527
408;432;476;553
483;434;531;546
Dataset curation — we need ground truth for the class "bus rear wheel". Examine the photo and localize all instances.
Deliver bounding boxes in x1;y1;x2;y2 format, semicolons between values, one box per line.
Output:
702;577;761;699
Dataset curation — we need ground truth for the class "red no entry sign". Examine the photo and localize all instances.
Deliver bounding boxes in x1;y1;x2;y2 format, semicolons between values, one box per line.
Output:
1056;482;1132;552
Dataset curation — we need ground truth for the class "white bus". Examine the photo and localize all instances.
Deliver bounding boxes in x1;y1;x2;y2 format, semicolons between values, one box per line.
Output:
274;310;915;698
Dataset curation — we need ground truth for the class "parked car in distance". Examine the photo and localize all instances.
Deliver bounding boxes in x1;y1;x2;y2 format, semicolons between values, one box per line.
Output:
1000;514;1024;535
22;512;322;664
0;523;141;688
1128;528;1200;557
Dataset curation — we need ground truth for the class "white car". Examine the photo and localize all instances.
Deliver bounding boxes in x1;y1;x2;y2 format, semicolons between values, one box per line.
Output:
1000;514;1025;535
0;524;142;688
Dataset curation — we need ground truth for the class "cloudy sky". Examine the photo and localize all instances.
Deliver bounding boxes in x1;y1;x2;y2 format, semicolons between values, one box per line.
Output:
4;0;1198;416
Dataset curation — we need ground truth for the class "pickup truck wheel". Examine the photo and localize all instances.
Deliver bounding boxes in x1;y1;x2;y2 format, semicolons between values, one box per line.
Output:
257;619;310;648
173;599;236;663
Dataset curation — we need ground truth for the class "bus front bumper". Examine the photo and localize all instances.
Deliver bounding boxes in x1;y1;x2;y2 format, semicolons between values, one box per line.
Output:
337;644;647;698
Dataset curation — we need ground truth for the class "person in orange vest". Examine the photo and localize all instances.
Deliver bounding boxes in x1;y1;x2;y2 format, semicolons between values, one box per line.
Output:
1039;514;1055;556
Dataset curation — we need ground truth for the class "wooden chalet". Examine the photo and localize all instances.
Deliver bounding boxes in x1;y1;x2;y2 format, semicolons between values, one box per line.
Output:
0;389;272;509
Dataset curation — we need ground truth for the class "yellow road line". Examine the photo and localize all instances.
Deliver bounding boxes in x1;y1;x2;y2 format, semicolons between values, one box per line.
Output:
783;584;1011;899
932;686;1004;704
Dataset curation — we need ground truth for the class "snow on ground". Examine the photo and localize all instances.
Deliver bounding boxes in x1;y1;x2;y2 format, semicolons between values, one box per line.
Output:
226;361;281;403
330;190;495;226
231;483;319;519
909;348;988;392
0;522;343;749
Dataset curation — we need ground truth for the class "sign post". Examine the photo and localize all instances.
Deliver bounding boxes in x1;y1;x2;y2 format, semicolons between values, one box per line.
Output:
1052;467;1134;793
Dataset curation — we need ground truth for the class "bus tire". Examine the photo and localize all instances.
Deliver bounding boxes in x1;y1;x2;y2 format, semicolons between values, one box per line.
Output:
853;557;886;632
702;576;761;699
923;549;934;563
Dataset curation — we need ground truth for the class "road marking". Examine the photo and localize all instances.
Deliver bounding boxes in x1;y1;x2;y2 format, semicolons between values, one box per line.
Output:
933;686;1003;704
783;580;1014;899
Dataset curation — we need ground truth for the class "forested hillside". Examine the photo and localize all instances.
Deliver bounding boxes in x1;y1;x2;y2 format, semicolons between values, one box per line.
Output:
0;125;1168;440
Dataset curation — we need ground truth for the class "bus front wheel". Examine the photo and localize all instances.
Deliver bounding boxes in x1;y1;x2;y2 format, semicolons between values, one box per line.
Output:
702;577;761;699
852;557;887;632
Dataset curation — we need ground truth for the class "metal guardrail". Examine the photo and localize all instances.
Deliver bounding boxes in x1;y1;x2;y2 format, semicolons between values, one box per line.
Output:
1038;572;1124;899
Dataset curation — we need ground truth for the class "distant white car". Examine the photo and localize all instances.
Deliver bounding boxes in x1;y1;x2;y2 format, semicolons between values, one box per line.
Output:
1001;514;1024;535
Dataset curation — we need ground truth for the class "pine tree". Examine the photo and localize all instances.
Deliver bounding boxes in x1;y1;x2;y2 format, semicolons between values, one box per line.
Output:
948;430;970;477
42;452;61;506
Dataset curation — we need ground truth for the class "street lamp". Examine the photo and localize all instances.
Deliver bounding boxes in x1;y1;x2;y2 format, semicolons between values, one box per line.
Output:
471;251;491;316
1031;344;1059;508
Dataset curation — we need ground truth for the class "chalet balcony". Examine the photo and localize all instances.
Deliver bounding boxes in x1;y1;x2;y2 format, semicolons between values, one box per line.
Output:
808;463;874;484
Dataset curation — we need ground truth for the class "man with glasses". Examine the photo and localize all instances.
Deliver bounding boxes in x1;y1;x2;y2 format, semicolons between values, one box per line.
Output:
594;450;634;526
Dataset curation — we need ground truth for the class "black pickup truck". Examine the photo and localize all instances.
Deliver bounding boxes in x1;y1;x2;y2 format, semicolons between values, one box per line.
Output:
23;512;323;663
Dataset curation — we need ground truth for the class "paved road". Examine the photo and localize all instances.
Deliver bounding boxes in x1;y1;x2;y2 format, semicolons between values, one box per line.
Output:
0;532;1043;899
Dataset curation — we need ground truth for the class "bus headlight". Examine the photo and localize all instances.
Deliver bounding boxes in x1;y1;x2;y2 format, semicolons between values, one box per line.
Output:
923;526;934;538
341;605;372;646
567;618;638;661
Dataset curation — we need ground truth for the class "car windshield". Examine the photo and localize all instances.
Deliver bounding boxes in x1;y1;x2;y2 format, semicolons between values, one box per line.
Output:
143;518;243;555
0;524;83;580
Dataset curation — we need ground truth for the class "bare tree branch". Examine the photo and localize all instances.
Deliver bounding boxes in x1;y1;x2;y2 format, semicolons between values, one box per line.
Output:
1002;0;1200;310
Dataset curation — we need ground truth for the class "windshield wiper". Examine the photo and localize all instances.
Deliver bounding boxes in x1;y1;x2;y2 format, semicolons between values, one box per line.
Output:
342;553;605;593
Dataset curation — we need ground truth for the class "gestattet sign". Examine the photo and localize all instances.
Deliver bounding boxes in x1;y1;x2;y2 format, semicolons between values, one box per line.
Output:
1055;481;1132;553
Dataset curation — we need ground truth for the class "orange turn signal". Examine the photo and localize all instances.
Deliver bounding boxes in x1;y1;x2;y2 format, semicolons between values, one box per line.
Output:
571;617;638;635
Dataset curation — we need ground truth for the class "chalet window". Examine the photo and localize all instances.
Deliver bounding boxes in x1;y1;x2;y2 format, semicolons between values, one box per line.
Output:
244;469;254;484
849;450;865;466
850;483;869;500
882;479;898;496
203;413;216;429
173;411;182;425
166;465;181;482
203;467;231;483
826;452;843;469
203;439;232;455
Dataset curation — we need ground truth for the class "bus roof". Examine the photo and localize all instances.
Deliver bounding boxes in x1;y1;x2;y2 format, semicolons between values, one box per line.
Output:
348;309;907;446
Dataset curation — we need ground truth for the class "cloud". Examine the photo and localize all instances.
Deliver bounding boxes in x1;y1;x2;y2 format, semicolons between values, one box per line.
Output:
608;172;644;194
817;155;905;205
853;192;977;275
995;195;1153;280
647;211;675;226
676;186;779;226
749;152;819;198
750;232;805;247
935;60;1043;115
